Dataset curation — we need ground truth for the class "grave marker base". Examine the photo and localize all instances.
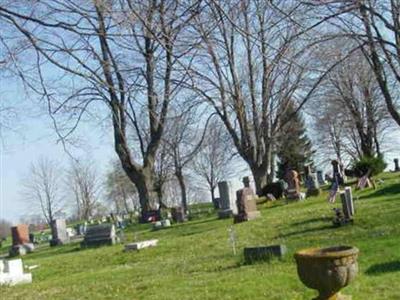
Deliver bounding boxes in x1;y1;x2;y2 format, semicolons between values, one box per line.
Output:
244;245;287;263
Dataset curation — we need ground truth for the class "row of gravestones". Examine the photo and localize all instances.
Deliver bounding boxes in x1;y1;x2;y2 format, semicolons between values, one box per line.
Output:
217;177;261;223
8;219;71;256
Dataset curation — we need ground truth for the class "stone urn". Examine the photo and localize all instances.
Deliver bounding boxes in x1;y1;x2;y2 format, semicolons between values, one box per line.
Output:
294;246;359;300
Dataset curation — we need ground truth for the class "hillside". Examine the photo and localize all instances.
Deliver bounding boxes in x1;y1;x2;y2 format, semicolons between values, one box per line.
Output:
1;173;400;299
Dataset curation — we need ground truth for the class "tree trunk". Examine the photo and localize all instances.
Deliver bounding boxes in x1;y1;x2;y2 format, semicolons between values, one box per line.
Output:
251;166;268;195
176;169;188;213
129;169;158;218
210;186;219;209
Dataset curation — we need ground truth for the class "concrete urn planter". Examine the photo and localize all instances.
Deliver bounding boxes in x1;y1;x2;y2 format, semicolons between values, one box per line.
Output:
294;246;359;300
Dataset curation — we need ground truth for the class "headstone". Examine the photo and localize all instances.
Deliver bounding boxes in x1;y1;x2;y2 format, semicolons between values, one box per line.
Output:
244;245;287;263
11;225;29;246
333;188;355;226
304;166;321;197
0;259;32;286
317;170;326;185
81;224;117;248
217;181;237;219
286;170;301;200
161;219;171;227
394;158;399;172
9;225;34;257
153;221;163;230
124;239;158;251
344;187;354;217
234;187;260;223
50;219;70;247
66;228;76;238
171;207;186;223
331;160;344;185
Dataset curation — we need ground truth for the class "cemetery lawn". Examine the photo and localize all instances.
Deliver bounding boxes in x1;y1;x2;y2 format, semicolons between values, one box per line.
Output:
1;173;400;299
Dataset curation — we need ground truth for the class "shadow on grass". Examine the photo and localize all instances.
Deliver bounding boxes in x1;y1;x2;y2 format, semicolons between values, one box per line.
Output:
359;183;400;200
365;261;400;275
276;225;334;239
291;217;332;226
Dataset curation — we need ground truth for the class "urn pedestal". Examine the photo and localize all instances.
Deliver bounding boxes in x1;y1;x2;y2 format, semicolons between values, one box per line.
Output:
294;246;359;300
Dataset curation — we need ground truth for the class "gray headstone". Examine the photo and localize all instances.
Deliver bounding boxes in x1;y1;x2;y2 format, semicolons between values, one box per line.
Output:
50;219;70;246
81;224;117;248
345;187;354;216
244;245;287;263
217;181;237;217
340;192;351;219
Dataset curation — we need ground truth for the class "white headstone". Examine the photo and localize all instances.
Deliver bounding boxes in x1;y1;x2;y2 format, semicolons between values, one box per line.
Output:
0;259;32;286
125;239;158;251
5;259;23;276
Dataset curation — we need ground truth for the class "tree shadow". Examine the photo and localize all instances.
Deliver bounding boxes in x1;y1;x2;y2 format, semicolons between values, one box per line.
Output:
359;183;400;200
365;261;400;275
276;225;334;239
291;217;332;226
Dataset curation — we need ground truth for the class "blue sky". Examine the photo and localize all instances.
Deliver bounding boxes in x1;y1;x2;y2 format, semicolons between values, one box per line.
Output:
0;80;116;224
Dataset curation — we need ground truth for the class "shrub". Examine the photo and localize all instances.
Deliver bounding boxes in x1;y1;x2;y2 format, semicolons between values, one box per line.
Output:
260;180;287;199
352;155;387;177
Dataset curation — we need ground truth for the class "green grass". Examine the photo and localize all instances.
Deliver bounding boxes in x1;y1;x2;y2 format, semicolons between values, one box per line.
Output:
1;173;400;299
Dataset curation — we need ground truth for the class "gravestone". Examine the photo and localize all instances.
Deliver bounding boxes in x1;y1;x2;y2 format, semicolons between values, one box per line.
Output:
333;188;354;227
234;186;260;223
153;219;171;231
305;174;320;196
304;166;321;197
316;170;326;186
9;225;34;257
217;181;237;219
125;239;158;251
394;158;400;172
171;207;186;223
331;160;344;185
244;245;287;263
0;259;32;286
344;187;355;217
11;225;29;245
81;224;117;248
50;219;70;247
286;170;301;200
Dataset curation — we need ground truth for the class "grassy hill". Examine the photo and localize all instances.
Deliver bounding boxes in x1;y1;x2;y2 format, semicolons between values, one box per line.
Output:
1;173;399;299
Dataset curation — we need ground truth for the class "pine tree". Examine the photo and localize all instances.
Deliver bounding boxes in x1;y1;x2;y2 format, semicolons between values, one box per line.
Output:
276;102;314;180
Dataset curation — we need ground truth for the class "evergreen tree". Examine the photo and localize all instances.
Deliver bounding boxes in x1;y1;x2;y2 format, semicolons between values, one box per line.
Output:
276;102;314;180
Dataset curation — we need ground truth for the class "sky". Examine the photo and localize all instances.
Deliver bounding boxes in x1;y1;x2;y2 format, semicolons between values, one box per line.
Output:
0;79;117;224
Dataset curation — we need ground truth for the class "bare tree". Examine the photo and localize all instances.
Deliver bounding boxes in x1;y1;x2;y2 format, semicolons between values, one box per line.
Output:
0;1;200;219
105;160;139;214
153;139;174;209
0;219;11;242
192;118;236;208
164;107;208;213
303;0;400;126
67;159;101;221
190;1;319;192
22;158;64;226
311;42;391;161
